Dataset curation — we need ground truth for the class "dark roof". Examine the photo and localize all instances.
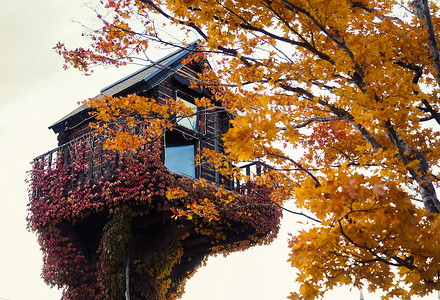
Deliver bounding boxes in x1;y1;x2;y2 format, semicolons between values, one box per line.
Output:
49;42;199;133
48;106;92;134
101;43;198;96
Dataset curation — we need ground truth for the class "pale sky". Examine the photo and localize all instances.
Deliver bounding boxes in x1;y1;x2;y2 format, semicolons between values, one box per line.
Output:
0;1;438;300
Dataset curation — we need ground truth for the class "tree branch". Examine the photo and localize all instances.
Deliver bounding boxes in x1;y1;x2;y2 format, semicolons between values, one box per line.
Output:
324;102;384;151
421;0;440;87
385;123;440;213
277;81;384;151
262;146;322;187
338;217;416;269
280;0;355;62
337;218;401;267
295;116;343;129
395;60;424;84
191;202;321;223
412;0;440;87
139;0;209;40
420;99;440;126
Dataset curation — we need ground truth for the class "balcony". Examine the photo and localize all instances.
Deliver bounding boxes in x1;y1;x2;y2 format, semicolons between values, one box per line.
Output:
32;132;267;195
28;131;281;299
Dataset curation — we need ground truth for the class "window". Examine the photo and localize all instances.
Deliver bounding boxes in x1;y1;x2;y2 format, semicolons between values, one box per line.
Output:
176;93;198;131
165;144;196;178
164;131;198;178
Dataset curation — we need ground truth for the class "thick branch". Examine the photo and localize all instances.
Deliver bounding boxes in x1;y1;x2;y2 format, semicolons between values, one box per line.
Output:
421;99;440;125
294;116;343;129
324;103;384;151
385;123;440;213
276;116;343;130
422;0;440;87
278;82;384;151
412;0;440;87
395;60;424;84
278;83;315;99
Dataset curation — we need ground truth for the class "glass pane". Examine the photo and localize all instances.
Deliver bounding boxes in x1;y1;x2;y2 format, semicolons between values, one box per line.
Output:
165;144;196;178
177;97;198;130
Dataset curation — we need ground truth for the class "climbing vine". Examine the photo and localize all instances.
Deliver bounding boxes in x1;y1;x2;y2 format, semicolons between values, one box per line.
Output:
97;206;135;299
27;133;282;299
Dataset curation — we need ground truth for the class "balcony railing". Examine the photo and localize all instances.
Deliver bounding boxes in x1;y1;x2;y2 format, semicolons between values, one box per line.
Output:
32;133;266;195
34;133;114;182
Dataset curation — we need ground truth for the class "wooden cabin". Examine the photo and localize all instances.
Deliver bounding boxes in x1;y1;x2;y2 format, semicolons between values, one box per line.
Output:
49;42;231;186
28;43;281;300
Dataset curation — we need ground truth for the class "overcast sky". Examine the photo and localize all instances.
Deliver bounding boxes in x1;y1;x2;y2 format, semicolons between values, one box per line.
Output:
0;1;438;300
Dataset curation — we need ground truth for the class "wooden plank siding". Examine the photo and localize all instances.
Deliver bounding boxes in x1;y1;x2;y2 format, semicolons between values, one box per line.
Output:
143;63;230;185
52;61;231;188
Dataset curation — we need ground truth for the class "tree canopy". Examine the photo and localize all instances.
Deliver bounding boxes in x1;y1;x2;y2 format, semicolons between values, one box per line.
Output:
55;0;440;298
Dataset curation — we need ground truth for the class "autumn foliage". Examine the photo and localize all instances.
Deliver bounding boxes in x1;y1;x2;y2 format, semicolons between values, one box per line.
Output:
28;135;281;299
42;0;440;298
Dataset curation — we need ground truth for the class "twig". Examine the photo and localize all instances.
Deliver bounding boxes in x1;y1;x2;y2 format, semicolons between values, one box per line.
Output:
263;146;322;187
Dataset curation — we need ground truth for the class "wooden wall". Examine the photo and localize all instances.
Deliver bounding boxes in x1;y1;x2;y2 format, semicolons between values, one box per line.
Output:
56;61;231;186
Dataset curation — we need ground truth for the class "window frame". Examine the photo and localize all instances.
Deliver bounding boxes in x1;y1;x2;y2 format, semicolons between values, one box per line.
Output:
174;90;205;134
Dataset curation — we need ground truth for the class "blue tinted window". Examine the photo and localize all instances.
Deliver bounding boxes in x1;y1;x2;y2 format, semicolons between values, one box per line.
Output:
165;144;196;178
177;97;198;131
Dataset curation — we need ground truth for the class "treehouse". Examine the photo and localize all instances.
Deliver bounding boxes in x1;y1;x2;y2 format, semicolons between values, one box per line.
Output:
28;44;281;300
